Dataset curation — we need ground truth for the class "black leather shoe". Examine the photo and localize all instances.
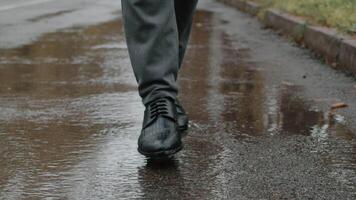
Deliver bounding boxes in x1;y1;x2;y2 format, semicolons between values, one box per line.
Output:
138;97;183;157
175;99;189;131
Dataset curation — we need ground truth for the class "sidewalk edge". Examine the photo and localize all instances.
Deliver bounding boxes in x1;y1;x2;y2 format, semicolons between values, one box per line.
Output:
217;0;356;77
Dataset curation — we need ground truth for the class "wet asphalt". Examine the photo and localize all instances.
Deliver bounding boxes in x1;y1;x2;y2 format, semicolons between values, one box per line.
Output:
1;0;356;199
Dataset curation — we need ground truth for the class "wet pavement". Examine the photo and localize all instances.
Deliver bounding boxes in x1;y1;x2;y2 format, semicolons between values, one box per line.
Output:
1;0;356;199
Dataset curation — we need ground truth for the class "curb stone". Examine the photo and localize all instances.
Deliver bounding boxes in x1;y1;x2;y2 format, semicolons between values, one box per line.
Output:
244;1;260;15
219;0;260;16
264;9;306;43
304;26;343;65
217;0;356;77
219;0;245;11
340;39;356;76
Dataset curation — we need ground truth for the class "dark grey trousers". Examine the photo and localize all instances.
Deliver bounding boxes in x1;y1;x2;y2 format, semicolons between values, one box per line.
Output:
121;0;198;105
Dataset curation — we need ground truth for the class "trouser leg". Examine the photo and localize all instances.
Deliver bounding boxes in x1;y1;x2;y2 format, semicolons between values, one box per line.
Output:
121;0;179;105
121;0;198;105
175;0;198;68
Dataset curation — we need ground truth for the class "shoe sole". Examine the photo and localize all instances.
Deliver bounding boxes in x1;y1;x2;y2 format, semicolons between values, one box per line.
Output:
138;144;183;158
179;124;189;132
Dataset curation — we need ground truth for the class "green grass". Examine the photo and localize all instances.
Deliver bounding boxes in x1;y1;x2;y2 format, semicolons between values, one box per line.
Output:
252;0;356;35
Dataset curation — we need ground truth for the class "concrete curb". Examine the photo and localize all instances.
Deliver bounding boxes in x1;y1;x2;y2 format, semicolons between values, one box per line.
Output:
217;0;356;77
219;0;260;16
304;26;343;65
340;39;356;76
244;1;260;15
264;9;306;43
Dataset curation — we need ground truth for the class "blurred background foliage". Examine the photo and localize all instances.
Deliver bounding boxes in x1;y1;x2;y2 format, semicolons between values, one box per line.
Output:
252;0;356;35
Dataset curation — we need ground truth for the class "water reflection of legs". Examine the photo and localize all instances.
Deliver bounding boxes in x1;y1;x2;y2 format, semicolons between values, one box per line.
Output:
138;158;185;199
146;157;179;169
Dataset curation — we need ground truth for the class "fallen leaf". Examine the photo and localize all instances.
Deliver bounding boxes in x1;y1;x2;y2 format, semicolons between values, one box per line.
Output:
281;81;294;86
196;23;203;28
331;62;338;68
328;111;334;117
331;102;348;110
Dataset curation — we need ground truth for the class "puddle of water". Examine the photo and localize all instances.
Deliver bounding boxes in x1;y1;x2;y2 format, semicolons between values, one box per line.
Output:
181;10;356;196
0;18;145;199
0;7;355;199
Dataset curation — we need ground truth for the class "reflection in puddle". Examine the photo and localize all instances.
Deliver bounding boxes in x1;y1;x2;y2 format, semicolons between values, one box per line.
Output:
0;18;144;199
0;7;355;199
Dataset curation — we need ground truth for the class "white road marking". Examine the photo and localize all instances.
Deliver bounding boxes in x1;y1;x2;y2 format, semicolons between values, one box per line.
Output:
0;0;56;12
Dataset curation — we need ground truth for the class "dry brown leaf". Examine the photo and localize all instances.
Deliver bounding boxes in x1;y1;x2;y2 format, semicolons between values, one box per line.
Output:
331;102;348;110
281;81;294;86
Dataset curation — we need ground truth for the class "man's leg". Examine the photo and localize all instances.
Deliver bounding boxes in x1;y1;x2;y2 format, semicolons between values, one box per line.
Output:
174;0;198;69
121;0;179;105
173;0;198;131
122;0;183;157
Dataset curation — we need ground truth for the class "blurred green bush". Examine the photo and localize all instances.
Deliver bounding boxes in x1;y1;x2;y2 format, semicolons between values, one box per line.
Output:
253;0;356;35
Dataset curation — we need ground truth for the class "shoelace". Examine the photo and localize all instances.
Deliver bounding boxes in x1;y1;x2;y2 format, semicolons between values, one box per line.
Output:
149;99;169;119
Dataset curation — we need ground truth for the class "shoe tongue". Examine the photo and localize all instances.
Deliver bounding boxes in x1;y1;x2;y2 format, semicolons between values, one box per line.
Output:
143;114;176;129
143;98;177;129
